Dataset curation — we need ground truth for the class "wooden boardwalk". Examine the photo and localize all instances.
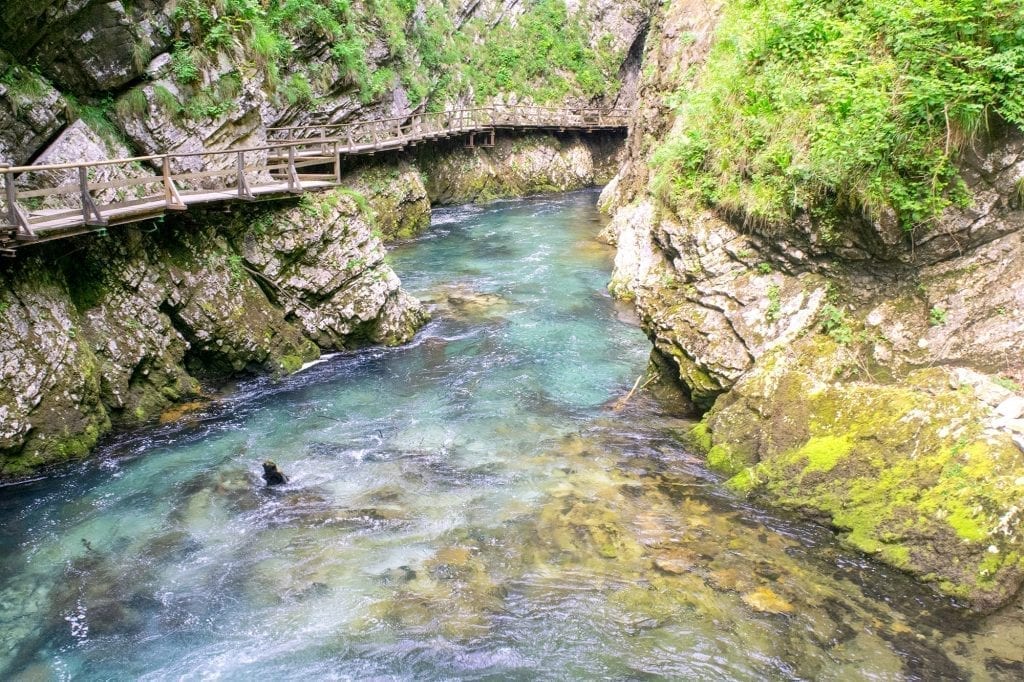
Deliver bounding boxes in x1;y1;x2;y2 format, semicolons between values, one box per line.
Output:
0;106;627;255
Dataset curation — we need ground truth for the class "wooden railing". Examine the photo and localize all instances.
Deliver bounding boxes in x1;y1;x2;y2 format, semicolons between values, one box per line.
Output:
0;106;628;254
266;106;629;141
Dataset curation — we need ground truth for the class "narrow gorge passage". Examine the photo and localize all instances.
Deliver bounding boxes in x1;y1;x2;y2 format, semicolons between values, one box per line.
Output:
1;192;1019;679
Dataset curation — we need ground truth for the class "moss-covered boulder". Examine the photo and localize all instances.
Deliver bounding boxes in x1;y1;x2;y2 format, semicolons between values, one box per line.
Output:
695;337;1024;611
345;161;431;242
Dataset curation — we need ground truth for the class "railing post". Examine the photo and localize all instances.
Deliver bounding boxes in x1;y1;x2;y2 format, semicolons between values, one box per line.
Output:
2;164;35;239
334;140;341;183
287;144;302;193
79;166;107;226
163;155;185;209
236;151;253;200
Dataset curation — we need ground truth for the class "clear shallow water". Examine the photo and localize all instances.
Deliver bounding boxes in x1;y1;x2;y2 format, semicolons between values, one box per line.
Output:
1;191;1022;680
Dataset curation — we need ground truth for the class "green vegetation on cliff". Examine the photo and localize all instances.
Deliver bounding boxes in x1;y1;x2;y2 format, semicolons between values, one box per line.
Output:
465;0;624;101
166;0;623;111
653;0;1024;230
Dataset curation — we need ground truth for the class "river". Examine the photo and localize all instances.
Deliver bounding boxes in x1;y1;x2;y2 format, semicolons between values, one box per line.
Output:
1;191;1021;679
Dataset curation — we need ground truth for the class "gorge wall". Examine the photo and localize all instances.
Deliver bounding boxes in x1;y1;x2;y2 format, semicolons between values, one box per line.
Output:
602;0;1024;612
0;0;645;479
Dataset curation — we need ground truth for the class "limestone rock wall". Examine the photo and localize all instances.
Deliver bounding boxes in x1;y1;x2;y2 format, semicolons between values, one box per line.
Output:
0;130;619;480
603;0;1024;611
0;178;428;480
0;0;645;480
420;133;623;205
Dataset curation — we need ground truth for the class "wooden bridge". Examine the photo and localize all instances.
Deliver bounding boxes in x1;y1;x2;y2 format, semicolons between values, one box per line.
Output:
0;106;628;255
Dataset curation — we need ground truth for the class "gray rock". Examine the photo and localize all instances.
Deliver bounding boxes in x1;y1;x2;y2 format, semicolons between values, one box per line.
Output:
26;0;172;93
996;396;1024;420
16;119;144;209
234;188;428;348
0;50;66;165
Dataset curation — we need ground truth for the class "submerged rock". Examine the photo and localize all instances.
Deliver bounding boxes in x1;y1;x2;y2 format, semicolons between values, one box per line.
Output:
261;461;288;486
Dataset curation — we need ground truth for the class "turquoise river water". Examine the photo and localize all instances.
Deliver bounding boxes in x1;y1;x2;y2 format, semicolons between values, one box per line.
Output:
1;191;1022;680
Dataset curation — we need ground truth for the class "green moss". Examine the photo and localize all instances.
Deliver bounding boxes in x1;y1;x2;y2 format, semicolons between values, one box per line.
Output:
707;443;747;477
790;435;854;473
705;341;1024;609
282;350;305;372
726;467;759;495
688;422;713;453
944;506;988;542
53;423;103;460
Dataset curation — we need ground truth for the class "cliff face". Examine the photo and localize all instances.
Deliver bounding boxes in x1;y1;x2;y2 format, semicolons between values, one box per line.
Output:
604;0;1024;611
0;180;418;478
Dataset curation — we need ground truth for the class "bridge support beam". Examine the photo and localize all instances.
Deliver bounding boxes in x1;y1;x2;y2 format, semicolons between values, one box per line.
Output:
162;157;187;210
2;165;35;240
79;166;108;226
286;145;303;194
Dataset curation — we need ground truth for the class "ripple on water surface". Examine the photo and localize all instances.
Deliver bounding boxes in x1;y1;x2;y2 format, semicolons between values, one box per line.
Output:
1;191;1022;680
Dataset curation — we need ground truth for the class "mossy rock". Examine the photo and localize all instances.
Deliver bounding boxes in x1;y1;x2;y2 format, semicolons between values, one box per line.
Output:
703;338;1024;611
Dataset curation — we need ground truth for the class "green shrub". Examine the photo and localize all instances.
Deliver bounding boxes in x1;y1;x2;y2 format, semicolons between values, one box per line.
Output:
0;63;50;114
820;304;853;345
282;72;314;105
652;0;1024;232
765;284;782;322
465;0;623;102
171;41;200;84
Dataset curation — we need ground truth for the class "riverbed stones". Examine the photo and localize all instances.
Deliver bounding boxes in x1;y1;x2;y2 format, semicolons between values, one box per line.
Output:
741;587;795;615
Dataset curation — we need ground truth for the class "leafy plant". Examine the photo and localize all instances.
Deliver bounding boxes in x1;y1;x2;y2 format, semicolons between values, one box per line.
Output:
171;41;200;84
115;86;149;119
929;306;948;326
995;376;1021;392
765;284;782;322
820;304;853;345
